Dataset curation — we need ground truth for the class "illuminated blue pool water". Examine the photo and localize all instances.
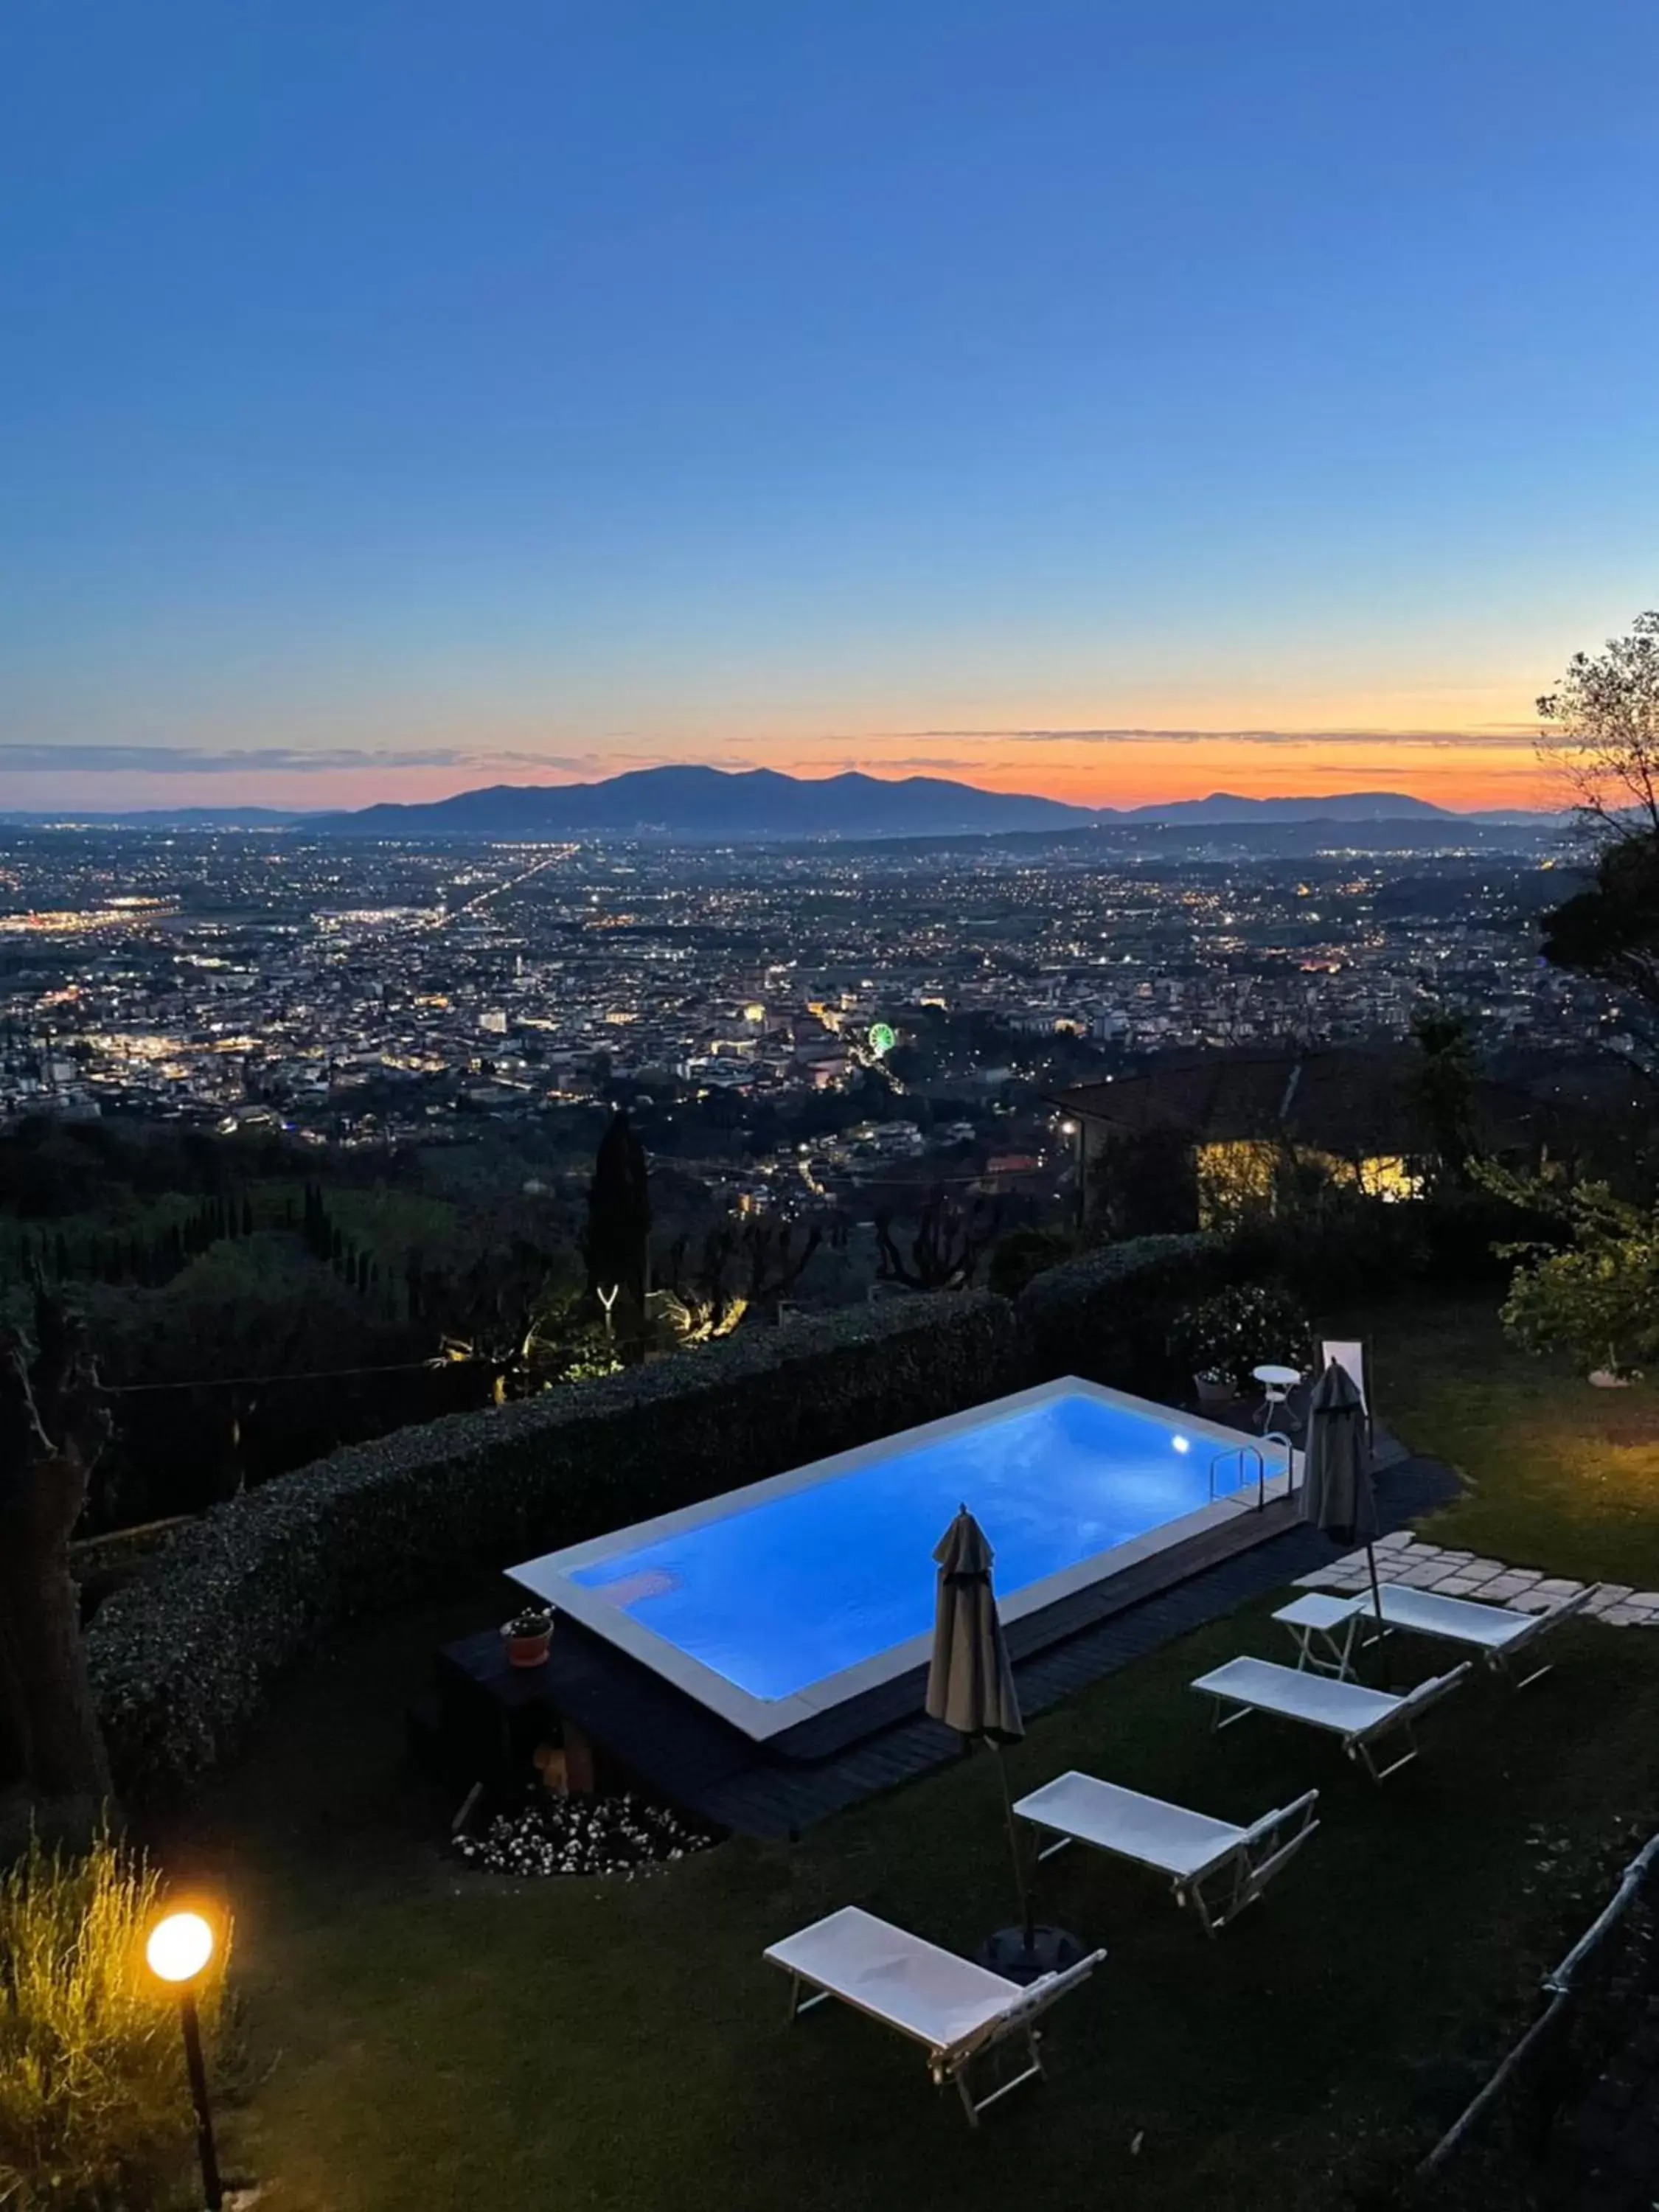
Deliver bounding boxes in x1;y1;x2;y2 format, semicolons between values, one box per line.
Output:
567;1391;1284;1704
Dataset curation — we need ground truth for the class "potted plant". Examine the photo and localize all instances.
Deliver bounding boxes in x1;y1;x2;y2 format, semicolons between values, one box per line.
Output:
1191;1363;1236;1412
1169;1282;1312;1405
501;1606;555;1669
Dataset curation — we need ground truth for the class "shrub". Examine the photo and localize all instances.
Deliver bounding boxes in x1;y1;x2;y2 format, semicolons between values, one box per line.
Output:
1416;1182;1561;1287
1225;1190;1429;1310
1015;1233;1231;1397
0;1832;227;2212
1087;1127;1200;1238
1474;1163;1659;1377
986;1225;1079;1301
88;1292;1023;1798
1167;1281;1313;1391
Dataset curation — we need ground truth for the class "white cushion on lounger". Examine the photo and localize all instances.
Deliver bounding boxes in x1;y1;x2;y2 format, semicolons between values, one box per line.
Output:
764;1907;1019;2051
1014;1773;1247;1879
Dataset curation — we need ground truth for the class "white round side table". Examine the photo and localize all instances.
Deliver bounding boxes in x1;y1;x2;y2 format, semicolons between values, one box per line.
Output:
1252;1363;1303;1433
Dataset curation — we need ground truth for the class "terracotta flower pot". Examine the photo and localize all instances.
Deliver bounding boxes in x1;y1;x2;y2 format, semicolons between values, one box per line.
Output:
502;1618;554;1668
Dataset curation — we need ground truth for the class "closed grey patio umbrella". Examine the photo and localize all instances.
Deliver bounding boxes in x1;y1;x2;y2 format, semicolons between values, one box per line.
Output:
927;1507;1025;1745
1301;1359;1386;1668
927;1507;1080;1983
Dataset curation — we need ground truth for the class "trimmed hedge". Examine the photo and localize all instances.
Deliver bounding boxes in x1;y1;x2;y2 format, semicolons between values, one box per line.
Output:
88;1293;1023;1798
1015;1232;1236;1399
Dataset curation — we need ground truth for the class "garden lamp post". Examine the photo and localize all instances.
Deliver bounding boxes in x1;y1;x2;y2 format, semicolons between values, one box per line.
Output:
145;1910;223;2212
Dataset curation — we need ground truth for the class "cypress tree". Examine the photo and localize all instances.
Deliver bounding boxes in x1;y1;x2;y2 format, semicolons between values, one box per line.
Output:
583;1107;651;1307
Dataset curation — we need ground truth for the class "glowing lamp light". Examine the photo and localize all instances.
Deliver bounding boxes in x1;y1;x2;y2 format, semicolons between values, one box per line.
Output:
1172;1434;1192;1455
146;1910;225;2208
146;1910;215;1985
1060;1119;1077;1135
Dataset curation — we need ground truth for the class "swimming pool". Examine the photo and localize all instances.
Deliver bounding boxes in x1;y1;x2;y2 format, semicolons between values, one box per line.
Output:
509;1377;1293;1739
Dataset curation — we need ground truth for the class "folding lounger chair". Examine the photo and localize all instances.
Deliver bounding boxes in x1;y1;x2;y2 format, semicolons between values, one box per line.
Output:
763;1905;1106;2125
1191;1654;1471;1784
1012;1772;1320;1935
1359;1582;1594;1688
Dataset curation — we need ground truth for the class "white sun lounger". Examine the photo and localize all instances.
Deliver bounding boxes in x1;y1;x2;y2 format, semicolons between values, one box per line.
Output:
1357;1582;1594;1688
763;1905;1106;2125
1012;1772;1320;1935
1192;1654;1471;1783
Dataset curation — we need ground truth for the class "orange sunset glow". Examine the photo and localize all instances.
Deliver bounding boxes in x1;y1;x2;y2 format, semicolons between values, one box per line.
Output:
0;726;1558;817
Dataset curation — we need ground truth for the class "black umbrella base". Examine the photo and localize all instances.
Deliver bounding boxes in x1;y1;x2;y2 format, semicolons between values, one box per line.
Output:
975;1924;1088;1985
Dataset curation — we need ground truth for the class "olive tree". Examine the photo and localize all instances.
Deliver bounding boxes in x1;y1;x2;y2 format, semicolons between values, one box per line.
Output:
1537;609;1659;839
1537;613;1659;1065
1474;1160;1659;1380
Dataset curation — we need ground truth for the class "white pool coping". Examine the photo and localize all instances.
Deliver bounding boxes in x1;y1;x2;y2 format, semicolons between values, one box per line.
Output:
509;1374;1297;1743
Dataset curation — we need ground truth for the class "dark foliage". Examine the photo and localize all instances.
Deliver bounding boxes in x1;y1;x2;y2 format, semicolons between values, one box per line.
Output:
0;1117;335;1222
1408;1006;1481;1182
874;1192;1001;1290
1543;830;1659;1046
1014;1232;1231;1398
658;1217;826;1335
1088;1127;1201;1237
583;1109;651;1308
986;1225;1079;1301
1166;1281;1313;1392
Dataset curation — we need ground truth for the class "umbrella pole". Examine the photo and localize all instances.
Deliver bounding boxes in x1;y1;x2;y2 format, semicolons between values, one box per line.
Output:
993;1744;1034;1952
1366;1540;1388;1684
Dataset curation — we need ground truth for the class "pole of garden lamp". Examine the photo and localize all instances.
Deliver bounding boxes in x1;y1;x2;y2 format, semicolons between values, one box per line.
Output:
145;1910;225;2212
178;1991;223;2211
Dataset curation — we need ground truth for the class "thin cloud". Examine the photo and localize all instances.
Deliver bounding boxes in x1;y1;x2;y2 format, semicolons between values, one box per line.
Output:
782;754;986;775
867;754;984;772
0;744;600;778
896;727;1539;751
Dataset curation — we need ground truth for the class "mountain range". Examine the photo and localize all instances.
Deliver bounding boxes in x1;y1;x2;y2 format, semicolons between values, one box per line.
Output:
0;767;1562;838
304;765;1548;840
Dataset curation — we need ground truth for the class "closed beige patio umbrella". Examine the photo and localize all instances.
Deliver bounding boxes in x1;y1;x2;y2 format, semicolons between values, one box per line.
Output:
927;1507;1080;1982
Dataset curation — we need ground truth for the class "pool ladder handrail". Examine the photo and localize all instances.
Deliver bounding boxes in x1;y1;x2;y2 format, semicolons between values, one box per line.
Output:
1208;1432;1297;1512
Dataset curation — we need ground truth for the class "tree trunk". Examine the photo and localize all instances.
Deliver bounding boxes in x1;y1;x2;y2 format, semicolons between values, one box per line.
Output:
0;1295;116;1851
0;1453;108;1802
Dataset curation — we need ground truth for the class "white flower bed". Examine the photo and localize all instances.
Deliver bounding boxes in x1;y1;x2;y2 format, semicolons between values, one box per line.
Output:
453;1792;716;1879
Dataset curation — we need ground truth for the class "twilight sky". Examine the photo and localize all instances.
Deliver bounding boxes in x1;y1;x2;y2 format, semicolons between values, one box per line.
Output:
3;0;1657;813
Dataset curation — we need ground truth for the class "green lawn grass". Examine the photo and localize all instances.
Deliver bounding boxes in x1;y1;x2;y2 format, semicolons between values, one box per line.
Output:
195;1300;1659;2212
1374;1297;1659;1590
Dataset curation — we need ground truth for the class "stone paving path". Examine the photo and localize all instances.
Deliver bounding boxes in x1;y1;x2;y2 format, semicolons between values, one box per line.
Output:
1293;1530;1659;1625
